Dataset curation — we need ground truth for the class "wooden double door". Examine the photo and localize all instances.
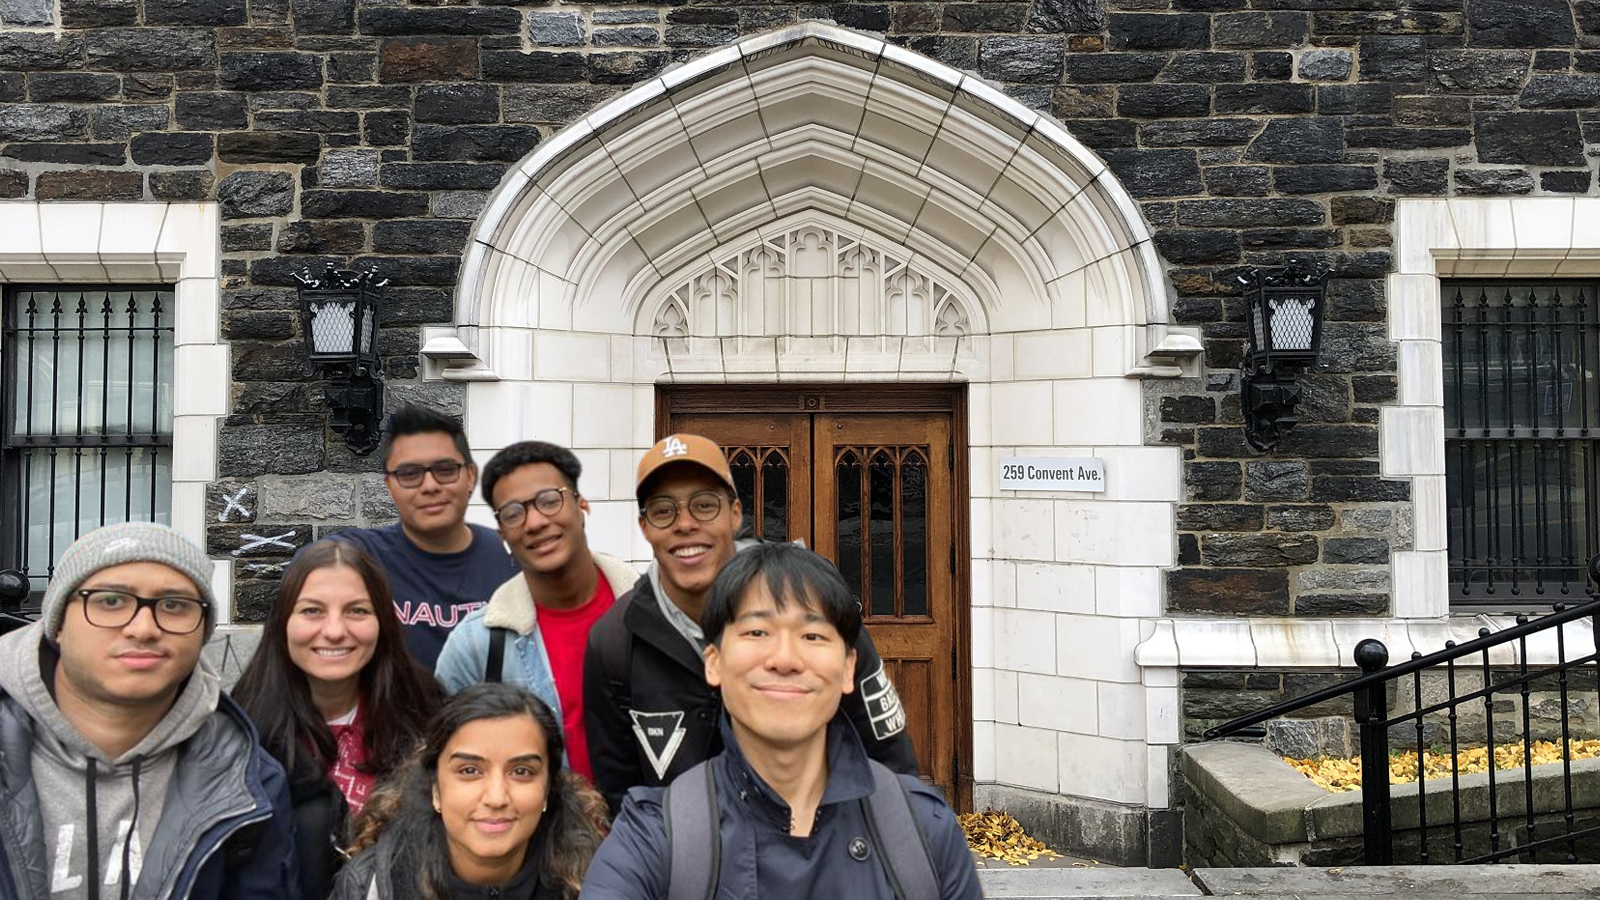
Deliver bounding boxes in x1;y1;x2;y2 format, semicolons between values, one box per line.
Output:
663;386;969;807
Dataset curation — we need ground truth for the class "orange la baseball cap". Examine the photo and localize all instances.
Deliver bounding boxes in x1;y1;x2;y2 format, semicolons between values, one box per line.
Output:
636;434;738;502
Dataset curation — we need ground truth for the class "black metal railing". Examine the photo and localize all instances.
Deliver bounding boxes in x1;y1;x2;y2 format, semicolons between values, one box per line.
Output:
1206;582;1600;864
1445;280;1600;607
1;286;175;598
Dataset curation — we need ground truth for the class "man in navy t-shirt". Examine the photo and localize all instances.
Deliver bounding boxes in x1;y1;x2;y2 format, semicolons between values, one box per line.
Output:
328;404;518;668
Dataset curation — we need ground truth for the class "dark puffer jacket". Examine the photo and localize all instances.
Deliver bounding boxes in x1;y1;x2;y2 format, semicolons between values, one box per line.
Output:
581;715;981;900
329;829;563;900
583;572;920;815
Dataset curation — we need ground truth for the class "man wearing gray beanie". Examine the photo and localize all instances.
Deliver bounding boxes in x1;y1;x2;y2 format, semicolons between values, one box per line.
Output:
0;522;302;900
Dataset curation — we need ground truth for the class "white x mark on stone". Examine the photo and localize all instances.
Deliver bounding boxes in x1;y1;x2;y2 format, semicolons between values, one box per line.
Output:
217;488;251;522
233;531;296;556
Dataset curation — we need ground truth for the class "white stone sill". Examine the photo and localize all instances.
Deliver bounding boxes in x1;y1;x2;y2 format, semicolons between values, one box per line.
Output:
1135;614;1595;671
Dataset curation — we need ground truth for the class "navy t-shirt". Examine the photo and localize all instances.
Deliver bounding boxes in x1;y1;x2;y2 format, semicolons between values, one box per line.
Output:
328;523;519;669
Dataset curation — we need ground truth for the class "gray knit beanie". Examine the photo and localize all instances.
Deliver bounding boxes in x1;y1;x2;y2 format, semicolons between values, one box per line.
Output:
42;522;218;640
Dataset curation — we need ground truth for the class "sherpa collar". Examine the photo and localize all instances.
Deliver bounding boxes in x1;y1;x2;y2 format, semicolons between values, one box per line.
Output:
480;552;640;634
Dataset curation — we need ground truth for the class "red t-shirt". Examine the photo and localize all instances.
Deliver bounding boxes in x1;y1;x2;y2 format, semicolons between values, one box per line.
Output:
536;571;615;782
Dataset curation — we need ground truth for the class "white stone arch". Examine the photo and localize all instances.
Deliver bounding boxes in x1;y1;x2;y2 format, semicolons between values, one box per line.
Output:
433;23;1197;841
431;23;1195;384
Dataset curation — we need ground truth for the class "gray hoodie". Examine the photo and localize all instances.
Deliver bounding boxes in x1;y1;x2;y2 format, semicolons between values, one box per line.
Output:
0;622;219;899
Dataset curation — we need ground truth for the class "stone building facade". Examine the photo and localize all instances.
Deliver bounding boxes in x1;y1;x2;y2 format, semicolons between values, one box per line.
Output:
3;0;1599;867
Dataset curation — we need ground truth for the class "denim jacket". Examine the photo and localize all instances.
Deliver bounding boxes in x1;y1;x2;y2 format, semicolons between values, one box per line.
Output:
433;554;641;720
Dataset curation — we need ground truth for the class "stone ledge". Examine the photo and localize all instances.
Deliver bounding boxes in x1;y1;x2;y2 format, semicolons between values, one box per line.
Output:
1138;615;1592;671
975;784;1182;868
1180;743;1328;843
1182;741;1600;866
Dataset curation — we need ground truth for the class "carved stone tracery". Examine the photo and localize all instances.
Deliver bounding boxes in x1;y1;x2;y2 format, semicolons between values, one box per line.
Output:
649;225;975;340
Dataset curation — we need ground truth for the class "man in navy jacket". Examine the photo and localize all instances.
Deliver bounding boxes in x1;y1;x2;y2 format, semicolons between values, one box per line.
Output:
582;542;979;900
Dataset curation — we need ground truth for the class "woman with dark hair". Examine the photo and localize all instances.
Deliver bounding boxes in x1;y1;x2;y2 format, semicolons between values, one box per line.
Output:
233;539;447;900
331;682;606;900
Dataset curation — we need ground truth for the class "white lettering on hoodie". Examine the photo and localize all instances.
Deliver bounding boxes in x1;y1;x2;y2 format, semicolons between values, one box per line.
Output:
49;821;145;893
0;620;222;900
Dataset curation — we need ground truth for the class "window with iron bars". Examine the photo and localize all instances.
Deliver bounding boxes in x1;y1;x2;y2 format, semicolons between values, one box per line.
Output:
0;286;176;604
1444;280;1600;609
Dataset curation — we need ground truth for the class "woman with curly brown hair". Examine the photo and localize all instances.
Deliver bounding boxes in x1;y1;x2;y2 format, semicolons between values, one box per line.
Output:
330;682;606;900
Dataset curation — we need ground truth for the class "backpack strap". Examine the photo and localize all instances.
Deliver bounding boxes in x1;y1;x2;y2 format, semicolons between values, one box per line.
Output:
861;760;939;900
664;761;719;900
485;627;506;684
601;616;632;708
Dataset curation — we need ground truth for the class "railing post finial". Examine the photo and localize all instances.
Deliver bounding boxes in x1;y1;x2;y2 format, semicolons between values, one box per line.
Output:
1354;637;1389;673
1353;637;1393;865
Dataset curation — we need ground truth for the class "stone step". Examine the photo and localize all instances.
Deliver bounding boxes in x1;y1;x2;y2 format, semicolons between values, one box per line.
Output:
979;867;1201;898
1192;864;1600;895
978;864;1600;899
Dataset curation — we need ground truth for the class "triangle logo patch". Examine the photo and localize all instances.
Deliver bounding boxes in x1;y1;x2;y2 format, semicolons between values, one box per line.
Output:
630;709;688;780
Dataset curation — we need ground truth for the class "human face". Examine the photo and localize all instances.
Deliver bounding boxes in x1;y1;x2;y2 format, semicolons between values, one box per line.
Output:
285;565;379;696
55;561;207;711
704;581;856;755
639;468;741;610
385;431;477;545
432;714;549;886
492;462;590;578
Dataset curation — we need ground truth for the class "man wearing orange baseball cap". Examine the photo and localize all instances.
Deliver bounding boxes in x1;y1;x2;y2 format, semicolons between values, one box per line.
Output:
583;433;918;814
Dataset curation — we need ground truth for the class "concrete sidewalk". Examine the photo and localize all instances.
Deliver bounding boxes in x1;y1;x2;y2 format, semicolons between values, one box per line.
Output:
978;863;1600;899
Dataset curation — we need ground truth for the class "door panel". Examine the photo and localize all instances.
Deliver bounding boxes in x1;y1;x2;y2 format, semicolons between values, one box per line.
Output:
667;406;959;804
813;413;954;798
884;658;935;781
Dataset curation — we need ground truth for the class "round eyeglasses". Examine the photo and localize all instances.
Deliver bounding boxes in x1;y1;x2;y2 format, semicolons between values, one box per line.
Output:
385;460;465;489
75;589;207;635
495;486;574;528
641;490;727;530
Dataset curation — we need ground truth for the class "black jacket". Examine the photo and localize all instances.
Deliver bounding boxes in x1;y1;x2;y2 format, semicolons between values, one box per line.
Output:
581;714;981;900
283;751;349;900
330;828;563;900
583;574;920;815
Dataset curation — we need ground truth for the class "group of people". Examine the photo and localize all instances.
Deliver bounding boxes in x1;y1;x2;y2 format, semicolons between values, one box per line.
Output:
0;404;982;900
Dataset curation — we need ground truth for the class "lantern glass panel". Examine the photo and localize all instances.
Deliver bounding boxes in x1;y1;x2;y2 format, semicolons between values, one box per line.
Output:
1268;294;1317;353
307;296;358;357
358;301;376;357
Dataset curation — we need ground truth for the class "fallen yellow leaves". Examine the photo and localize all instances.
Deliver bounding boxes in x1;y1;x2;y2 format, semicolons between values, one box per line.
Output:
959;809;1064;865
1286;738;1600;792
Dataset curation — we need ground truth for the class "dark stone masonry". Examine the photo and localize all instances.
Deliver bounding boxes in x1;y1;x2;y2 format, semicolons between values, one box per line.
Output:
0;0;1594;635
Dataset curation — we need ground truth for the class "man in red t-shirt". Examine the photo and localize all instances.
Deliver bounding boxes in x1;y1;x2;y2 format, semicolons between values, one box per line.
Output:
435;441;638;781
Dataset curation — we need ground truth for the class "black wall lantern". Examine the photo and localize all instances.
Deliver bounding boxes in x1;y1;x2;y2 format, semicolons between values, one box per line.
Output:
1239;262;1329;451
295;264;386;455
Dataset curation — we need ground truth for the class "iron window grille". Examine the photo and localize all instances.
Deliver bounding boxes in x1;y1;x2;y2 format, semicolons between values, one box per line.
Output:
1444;280;1600;609
0;286;176;604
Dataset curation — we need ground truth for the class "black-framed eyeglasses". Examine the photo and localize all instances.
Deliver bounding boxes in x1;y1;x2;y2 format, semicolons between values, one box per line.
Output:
74;589;208;635
385;460;465;488
495;486;574;528
641;490;727;530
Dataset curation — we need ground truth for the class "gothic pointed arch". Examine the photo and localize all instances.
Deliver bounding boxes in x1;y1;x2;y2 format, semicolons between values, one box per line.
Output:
432;22;1190;381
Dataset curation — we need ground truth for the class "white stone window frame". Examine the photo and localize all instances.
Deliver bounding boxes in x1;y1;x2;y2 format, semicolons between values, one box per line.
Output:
0;202;232;622
1137;198;1600;686
1387;197;1600;621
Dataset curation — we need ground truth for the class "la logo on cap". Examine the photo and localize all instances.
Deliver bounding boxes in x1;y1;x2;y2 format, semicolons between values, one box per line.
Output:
661;436;690;459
